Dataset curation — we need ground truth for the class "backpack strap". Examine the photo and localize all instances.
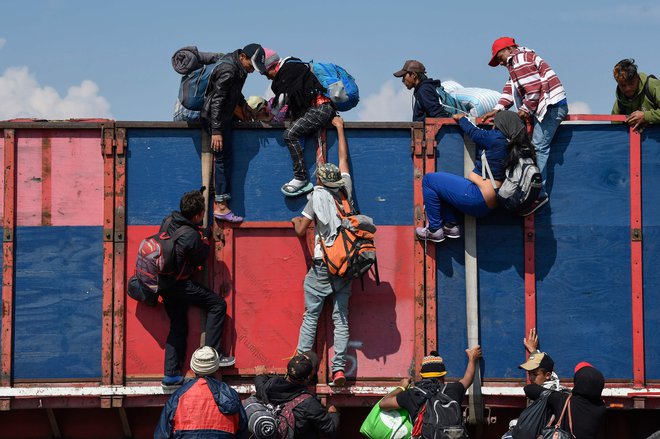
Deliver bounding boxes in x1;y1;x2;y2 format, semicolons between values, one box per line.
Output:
644;75;658;109
553;394;572;432
480;151;499;190
333;188;356;218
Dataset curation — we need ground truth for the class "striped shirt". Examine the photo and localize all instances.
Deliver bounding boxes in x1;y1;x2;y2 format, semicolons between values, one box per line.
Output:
494;47;566;122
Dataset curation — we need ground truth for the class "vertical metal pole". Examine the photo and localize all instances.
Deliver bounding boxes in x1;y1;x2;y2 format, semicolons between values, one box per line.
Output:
200;129;213;347
629;127;645;389
113;127;127;386
101;126;115;387
463;129;483;430
413;124;427;377
1;129;17;400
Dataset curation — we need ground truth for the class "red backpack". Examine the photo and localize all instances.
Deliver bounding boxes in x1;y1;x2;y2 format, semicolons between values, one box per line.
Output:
134;216;190;293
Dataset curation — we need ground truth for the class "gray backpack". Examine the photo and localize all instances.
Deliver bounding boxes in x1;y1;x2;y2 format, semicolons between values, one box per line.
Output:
482;150;542;216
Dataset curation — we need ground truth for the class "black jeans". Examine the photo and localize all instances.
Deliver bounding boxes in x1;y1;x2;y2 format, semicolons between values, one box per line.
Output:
161;279;227;376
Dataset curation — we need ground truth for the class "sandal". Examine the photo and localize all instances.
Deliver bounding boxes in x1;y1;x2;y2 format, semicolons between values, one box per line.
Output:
281;182;313;197
213;210;244;222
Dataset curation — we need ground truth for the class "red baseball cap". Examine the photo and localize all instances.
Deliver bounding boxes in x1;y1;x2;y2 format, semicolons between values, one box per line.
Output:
488;37;517;67
574;361;593;373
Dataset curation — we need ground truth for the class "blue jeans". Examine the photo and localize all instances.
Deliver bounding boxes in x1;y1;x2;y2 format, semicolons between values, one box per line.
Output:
422;172;492;231
297;261;352;373
532;103;568;190
213;125;234;203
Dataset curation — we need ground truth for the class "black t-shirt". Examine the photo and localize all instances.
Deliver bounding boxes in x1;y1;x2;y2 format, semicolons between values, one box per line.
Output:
396;381;466;421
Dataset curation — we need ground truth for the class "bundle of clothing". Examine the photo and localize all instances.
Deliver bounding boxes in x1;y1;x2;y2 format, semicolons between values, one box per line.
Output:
171;46;223;75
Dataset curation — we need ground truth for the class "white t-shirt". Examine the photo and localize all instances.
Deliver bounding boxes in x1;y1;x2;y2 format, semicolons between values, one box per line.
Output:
301;173;353;260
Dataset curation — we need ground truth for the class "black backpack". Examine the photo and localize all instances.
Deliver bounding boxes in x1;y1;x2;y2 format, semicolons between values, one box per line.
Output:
412;384;467;439
243;394;312;439
512;390;554;439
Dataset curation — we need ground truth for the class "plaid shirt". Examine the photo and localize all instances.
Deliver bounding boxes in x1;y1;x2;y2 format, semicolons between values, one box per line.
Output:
494;47;566;122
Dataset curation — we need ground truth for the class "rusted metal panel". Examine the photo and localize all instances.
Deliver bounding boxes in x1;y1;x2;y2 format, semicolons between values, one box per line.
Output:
1;129;16;388
101;127;115;386
113;128;127;386
629;127;644;389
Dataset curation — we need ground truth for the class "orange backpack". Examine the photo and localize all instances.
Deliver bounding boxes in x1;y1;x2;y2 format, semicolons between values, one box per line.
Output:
320;189;378;280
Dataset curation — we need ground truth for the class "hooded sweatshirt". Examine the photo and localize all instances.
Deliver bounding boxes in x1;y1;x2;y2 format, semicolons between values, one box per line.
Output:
254;375;339;438
612;72;660;124
524;366;606;439
413;78;448;121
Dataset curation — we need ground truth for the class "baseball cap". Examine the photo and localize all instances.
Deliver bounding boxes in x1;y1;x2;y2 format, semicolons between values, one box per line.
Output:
287;351;319;381
488;37;517;67
242;43;266;74
393;60;426;77
519;352;554;372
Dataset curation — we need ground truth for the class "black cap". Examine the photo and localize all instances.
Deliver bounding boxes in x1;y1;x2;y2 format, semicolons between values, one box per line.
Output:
287;351;319;381
242;43;266;74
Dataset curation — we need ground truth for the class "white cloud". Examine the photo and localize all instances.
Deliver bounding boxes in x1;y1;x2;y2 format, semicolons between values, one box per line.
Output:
357;80;413;122
0;66;112;120
0;38;6;49
568;101;592;114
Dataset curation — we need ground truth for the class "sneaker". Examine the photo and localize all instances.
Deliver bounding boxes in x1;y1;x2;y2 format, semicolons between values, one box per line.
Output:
218;354;236;368
442;224;461;239
213;210;244;223
161;375;184;392
521;195;549;217
415;226;445;243
330;370;346;387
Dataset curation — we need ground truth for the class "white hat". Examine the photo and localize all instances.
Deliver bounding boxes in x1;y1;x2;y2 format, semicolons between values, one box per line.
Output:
190;346;220;375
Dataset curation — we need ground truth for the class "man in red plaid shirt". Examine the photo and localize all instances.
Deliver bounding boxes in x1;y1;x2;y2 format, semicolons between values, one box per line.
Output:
483;37;568;214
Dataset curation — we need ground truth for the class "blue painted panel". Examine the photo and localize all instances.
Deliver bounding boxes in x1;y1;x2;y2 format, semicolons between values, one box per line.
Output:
127;129;202;225
642;125;660;380
436;124;633;379
127;128;413;225
325;129;413;225
13;226;103;379
536;125;632;379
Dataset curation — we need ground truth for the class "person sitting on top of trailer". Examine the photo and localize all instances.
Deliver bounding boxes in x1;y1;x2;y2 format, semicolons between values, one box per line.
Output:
379;347;482;437
416;111;536;243
155;347;247;439
393;60;455;121
250;353;340;438
611;58;660;132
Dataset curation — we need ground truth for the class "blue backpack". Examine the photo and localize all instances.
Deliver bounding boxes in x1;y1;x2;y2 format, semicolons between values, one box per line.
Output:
309;62;360;112
435;84;468;116
179;58;225;111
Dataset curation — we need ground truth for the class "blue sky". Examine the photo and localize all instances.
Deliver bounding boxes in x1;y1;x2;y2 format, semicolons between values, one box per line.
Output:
0;0;658;121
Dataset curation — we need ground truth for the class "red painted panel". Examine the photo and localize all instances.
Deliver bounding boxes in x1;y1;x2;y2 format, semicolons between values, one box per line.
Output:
125;225;201;377
0;409;52;439
228;228;309;370
326;226;415;379
16;130;103;226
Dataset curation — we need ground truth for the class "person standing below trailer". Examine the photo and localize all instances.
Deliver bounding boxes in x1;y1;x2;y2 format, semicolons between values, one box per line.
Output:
482;37;568;211
264;49;335;197
252;353;340;438
201;43;266;223
611;58;660;132
378;348;482;436
160;190;235;392
416;111;524;242
155;347;247;439
291;116;352;387
393;60;454;120
524;362;606;439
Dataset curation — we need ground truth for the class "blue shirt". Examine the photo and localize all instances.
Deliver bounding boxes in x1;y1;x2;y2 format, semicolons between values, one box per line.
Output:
457;117;509;181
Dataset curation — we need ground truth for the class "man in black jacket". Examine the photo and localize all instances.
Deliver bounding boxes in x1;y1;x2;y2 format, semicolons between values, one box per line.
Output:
201;43;265;222
393;60;450;121
265;52;335;197
160;190;235;391
254;353;339;438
